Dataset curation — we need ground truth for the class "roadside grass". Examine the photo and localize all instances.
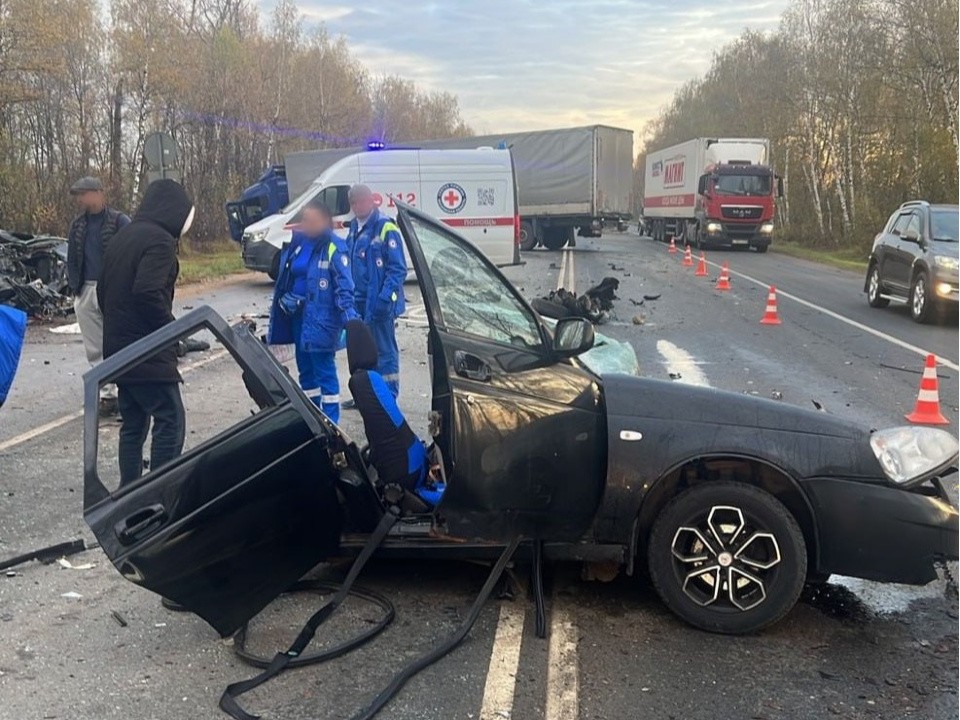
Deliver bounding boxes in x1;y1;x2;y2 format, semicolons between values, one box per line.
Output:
770;241;869;273
177;241;246;285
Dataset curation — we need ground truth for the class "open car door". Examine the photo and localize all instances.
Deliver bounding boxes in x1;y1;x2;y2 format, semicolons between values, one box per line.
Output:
395;204;606;543
81;309;350;637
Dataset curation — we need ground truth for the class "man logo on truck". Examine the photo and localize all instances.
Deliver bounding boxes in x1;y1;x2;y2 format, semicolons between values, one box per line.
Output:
438;183;466;214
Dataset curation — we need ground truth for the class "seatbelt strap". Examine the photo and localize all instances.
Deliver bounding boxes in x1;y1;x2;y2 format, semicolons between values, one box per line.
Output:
219;509;398;720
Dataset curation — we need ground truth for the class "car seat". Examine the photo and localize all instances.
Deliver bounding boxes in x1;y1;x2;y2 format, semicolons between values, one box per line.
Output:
345;320;445;509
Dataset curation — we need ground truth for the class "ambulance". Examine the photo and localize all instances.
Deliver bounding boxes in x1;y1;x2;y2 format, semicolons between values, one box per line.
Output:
240;147;521;279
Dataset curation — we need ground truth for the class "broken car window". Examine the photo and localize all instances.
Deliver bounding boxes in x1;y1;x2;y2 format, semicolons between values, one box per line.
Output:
410;217;542;349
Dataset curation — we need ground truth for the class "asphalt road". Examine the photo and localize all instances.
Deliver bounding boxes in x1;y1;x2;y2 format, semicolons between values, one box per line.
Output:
0;232;957;720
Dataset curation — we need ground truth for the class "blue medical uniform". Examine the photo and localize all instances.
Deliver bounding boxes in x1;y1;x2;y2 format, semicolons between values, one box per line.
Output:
346;209;406;396
268;230;358;423
0;305;26;407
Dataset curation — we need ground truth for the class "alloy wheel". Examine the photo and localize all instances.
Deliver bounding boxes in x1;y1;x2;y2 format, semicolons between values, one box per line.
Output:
868;269;880;302
912;275;926;318
670;505;781;612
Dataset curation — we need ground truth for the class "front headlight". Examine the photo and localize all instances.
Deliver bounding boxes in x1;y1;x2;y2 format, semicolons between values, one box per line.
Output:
759;222;774;234
870;426;959;486
934;255;958;270
244;230;268;244
706;222;722;233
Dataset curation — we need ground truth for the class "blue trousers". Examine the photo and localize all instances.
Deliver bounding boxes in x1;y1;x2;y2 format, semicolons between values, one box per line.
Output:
293;316;340;423
370;317;400;396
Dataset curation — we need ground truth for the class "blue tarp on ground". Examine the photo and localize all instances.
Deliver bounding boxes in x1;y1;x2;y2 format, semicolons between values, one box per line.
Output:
0;305;27;405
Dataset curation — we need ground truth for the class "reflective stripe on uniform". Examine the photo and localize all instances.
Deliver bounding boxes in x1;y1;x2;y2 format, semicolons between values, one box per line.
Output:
380;222;400;240
321;394;340;404
303;387;323;398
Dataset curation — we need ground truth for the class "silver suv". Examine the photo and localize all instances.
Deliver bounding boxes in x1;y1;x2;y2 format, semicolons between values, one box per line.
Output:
864;201;959;323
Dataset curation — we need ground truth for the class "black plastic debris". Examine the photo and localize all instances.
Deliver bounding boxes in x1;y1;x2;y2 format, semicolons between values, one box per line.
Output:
0;230;71;317
177;337;211;357
531;277;620;324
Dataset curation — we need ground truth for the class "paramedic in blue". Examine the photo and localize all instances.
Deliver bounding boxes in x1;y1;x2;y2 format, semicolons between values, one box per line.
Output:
268;199;358;423
344;184;406;398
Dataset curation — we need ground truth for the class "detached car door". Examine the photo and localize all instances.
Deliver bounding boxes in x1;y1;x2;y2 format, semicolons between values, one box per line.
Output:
81;309;344;637
395;205;605;542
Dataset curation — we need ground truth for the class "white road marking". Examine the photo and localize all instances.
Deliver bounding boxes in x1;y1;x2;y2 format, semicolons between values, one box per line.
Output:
545;603;579;720
0;411;82;452
0;349;229;453
479;602;526;720
704;259;960;372
656;340;712;387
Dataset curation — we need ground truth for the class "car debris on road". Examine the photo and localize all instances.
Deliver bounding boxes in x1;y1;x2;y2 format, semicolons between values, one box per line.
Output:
0;230;72;318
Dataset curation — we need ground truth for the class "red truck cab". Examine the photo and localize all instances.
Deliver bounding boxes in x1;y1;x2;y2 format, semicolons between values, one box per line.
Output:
696;163;782;252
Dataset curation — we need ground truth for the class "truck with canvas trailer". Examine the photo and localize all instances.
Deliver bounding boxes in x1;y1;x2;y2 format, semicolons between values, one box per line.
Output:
643;138;782;253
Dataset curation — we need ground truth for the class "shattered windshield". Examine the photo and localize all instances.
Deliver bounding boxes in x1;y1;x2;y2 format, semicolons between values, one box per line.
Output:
410;216;542;348
715;174;771;196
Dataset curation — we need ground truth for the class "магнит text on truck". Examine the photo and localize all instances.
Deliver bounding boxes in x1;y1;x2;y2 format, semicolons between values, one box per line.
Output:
643;138;783;253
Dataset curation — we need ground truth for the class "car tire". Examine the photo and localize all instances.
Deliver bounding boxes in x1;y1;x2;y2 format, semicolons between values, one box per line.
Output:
866;263;889;308
910;271;934;323
647;481;807;635
267;251;281;282
519;221;538;252
754;243;768;254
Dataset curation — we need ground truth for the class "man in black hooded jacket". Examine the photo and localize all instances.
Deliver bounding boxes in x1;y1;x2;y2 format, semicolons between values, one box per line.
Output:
98;179;195;484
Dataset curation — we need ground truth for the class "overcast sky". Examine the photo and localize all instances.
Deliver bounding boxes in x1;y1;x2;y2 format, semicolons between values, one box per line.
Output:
267;0;788;140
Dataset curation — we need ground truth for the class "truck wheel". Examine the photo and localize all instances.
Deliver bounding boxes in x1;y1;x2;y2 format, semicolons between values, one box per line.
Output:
866;263;889;308
647;481;807;635
542;228;569;251
518;221;538;251
268;251;281;281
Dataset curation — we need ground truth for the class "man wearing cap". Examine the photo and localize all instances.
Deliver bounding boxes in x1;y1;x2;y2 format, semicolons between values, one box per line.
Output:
343;184;406;401
67;176;130;415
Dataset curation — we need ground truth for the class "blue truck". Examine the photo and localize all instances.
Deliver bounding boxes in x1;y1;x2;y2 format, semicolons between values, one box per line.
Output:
225;166;289;243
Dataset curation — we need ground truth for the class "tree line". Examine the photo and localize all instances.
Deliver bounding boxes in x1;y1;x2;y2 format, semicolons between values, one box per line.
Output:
0;0;471;244
637;0;958;249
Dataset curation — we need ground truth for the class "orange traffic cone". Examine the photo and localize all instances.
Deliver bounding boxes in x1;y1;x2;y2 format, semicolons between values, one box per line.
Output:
695;252;708;276
906;354;949;425
760;285;781;325
668;237;677;254
715;262;731;291
682;245;693;267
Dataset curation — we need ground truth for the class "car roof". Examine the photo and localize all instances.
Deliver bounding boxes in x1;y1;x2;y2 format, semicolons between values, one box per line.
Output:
898;200;958;212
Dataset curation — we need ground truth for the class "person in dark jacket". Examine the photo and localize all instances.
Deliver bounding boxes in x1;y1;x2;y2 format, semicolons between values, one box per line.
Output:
97;179;195;485
268;198;358;424
67;176;130;415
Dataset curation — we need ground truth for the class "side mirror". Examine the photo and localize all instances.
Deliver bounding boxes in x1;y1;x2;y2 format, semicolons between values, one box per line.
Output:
553;317;595;358
697;175;708;195
776;177;784;199
901;229;920;243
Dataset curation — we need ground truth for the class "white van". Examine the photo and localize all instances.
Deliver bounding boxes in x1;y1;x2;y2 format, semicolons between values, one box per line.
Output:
241;148;521;279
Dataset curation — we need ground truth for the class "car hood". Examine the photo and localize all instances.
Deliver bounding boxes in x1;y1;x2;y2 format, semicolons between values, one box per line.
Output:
600;373;885;482
603;374;862;437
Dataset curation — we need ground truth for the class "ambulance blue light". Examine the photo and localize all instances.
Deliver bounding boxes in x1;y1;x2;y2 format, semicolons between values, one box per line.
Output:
367;140;386;151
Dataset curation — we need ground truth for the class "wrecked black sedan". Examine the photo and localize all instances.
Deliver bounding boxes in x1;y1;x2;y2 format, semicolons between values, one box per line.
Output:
83;205;959;637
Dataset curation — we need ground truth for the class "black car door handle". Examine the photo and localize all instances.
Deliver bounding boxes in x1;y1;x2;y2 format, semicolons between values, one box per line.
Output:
115;504;167;545
454;351;492;382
